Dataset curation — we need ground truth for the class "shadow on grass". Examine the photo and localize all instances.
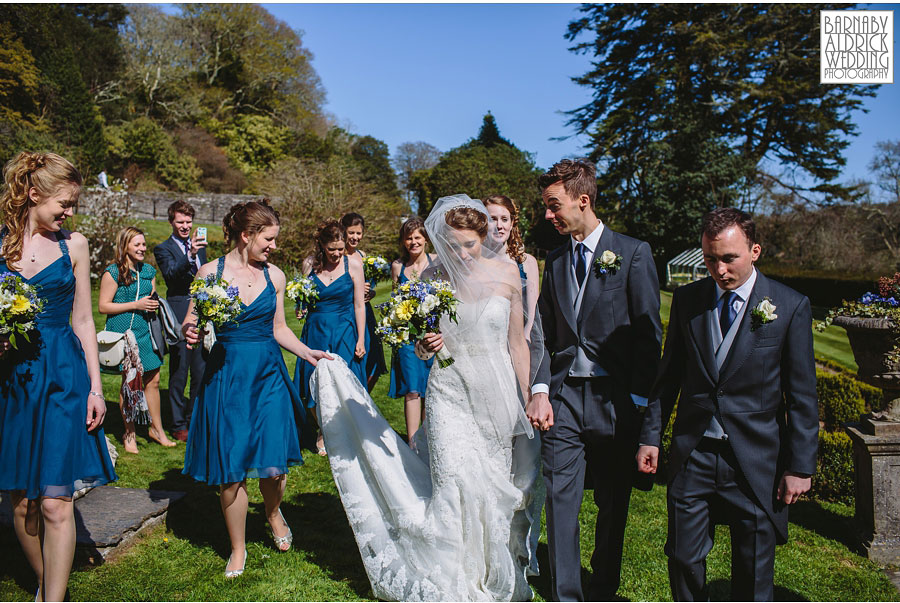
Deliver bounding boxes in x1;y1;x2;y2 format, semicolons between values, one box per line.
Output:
527;543;632;601
709;579;809;601
788;499;858;551
0;529;37;596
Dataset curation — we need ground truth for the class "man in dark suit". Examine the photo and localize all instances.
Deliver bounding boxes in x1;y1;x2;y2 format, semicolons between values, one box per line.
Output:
153;200;207;442
527;159;662;601
636;208;819;601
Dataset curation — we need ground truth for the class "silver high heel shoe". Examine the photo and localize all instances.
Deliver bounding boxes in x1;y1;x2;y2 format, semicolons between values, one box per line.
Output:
270;508;293;552
224;549;247;578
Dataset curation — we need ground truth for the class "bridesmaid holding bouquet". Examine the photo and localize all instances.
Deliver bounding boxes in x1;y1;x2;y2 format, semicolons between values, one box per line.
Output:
294;219;367;454
181;200;330;578
0;152;116;601
388;217;435;444
341;212;387;391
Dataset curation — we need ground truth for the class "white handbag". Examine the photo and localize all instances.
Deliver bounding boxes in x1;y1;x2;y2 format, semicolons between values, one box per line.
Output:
97;269;141;369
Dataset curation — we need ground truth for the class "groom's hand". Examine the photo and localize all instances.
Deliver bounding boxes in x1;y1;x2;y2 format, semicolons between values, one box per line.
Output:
777;471;812;505
525;392;553;431
636;445;659;474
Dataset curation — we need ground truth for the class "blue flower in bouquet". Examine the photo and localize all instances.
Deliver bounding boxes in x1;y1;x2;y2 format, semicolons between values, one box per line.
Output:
363;255;391;282
189;275;244;330
285;274;319;312
0;272;45;349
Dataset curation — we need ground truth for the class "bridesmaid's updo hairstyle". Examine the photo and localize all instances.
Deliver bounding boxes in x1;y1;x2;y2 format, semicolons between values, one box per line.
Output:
1;151;82;271
398;216;428;264
445;206;489;241
483;195;526;263
114;227;145;287
313;219;346;272
223;199;280;248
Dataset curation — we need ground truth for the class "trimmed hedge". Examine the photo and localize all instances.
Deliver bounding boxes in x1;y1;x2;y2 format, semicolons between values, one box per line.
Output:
813;430;855;505
762;271;872;308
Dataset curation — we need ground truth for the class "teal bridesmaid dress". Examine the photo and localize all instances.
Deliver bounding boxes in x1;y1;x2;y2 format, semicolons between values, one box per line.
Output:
357;250;386;386
294;256;367;406
388;260;435;398
183;257;306;485
0;230;117;499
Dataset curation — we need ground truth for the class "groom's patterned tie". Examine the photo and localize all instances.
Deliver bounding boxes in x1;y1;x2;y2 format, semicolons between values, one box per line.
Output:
719;290;738;336
574;242;587;286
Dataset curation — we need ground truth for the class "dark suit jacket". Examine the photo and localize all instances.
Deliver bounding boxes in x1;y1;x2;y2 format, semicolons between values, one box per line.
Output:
536;227;662;406
153;236;207;322
639;271;819;541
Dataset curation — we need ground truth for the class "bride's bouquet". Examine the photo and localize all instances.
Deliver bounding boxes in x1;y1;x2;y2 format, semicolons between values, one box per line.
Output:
285;274;319;313
362;255;391;282
0;272;44;349
189;274;244;349
376;277;459;368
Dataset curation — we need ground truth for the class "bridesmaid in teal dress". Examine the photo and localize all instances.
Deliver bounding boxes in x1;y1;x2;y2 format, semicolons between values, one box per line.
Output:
0;152;116;602
99;226;176;453
388;217;436;444
181;200;330;578
294;219;367;454
341;212;386;391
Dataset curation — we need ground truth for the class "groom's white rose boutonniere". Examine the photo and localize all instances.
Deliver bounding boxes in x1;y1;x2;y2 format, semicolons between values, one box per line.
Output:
594;250;623;276
750;297;777;331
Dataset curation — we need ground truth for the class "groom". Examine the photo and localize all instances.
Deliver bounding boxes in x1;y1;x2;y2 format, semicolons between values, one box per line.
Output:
528;159;662;601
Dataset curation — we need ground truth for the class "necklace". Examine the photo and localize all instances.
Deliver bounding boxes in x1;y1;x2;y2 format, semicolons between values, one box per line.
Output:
31;252;36;263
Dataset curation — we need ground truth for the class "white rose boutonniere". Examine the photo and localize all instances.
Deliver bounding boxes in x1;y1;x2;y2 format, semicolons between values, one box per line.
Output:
750;297;777;331
594;249;623;276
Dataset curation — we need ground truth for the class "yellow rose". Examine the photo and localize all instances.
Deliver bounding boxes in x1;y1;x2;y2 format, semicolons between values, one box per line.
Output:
11;295;31;315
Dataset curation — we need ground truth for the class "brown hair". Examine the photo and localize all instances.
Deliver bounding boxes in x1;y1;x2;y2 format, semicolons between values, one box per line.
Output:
1;151;82;271
701;208;758;247
445;206;489;240
538;158;597;208
340;212;365;230
313;219;345;272
398;216;428;264
167;200;195;222
113;226;145;287
483;194;526;263
223;199;280;248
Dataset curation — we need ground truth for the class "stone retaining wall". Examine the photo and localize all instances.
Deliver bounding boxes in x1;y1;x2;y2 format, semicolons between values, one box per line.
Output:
78;190;268;223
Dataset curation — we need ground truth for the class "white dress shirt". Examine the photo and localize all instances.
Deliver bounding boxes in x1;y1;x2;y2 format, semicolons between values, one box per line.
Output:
171;235;200;271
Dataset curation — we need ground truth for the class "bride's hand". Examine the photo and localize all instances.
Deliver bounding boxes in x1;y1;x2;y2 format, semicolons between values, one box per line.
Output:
525;392;554;431
420;332;443;353
304;349;334;367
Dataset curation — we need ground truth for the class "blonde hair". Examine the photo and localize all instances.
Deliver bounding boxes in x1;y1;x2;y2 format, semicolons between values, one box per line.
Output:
113;227;145;287
1;151;82;271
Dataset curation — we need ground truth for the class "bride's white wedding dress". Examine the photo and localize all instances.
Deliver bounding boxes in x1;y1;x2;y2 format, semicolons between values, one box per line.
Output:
311;294;542;602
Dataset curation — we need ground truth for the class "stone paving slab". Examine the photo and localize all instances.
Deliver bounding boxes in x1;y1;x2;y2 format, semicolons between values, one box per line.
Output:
1;487;185;563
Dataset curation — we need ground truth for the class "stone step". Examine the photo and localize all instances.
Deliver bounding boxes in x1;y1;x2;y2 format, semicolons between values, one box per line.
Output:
1;487;185;564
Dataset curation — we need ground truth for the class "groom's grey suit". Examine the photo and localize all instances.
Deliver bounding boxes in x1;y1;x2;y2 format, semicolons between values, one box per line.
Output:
535;223;661;601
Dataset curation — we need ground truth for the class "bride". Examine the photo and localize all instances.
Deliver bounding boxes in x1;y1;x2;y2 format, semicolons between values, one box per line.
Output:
310;194;543;601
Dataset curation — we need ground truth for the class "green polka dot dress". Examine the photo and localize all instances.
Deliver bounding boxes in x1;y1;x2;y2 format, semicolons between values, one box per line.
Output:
103;263;163;373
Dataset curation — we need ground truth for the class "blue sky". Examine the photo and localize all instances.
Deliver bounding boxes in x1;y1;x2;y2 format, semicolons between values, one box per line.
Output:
259;4;897;183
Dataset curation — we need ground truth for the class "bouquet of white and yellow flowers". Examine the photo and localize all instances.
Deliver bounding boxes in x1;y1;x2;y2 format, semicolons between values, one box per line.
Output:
362;255;391;282
189;274;244;341
376;277;459;368
285;274;319;313
0;272;44;349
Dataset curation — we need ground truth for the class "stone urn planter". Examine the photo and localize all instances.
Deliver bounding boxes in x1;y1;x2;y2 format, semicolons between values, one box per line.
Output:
835;315;900;565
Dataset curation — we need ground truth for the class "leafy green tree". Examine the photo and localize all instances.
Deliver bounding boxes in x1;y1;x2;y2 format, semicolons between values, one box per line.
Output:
410;114;552;248
106;117;201;191
0;23;40;124
565;4;875;263
205;114;292;179
392;141;442;209
350;135;402;199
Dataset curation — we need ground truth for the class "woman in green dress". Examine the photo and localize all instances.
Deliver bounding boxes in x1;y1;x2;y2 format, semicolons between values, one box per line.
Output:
98;227;176;453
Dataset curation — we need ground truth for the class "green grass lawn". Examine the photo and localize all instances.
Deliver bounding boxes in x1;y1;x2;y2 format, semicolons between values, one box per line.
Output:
1;277;890;601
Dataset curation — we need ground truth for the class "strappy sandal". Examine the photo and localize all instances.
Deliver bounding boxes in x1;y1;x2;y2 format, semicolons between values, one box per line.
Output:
270;508;293;552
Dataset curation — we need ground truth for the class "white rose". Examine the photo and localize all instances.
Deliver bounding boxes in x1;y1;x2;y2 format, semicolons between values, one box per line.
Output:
600;250;617;264
211;285;228;299
419;294;439;316
758;299;777;320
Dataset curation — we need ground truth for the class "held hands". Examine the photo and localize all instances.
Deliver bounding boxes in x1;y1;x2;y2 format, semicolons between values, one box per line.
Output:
636;445;659;474
777;471;812;505
134;295;159;312
525;392;554;431
85;393;106;432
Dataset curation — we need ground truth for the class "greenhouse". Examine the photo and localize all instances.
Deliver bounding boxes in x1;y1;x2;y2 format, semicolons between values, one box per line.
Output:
665;248;708;288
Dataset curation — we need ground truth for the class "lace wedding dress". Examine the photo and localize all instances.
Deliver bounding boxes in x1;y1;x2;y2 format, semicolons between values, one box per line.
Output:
311;294;542;602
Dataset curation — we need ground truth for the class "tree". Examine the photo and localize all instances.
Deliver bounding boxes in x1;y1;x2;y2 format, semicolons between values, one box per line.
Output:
409;114;554;249
869;140;900;203
0;23;40;124
392;141;442;210
565;4;875;263
350;135;402;200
